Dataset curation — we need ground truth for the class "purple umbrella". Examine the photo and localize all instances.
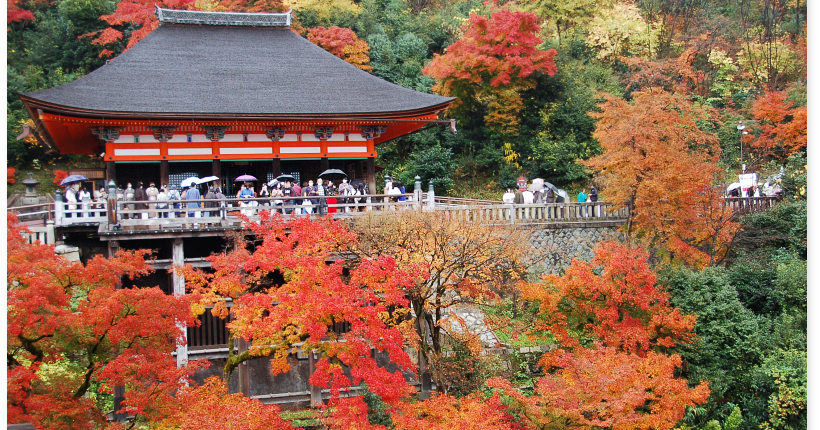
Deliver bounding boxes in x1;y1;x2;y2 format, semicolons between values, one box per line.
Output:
235;174;257;181
60;174;88;185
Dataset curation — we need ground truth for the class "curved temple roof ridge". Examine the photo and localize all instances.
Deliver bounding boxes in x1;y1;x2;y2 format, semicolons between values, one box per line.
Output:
154;6;293;27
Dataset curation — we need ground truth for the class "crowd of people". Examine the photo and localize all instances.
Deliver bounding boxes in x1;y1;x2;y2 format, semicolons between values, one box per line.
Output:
62;176;381;220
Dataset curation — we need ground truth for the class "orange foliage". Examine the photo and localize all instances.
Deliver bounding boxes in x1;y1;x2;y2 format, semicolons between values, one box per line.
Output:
584;89;733;267
154;376;294;430
489;347;709;430
489;242;709;430
7;214;199;428
423;9;557;134
751;90;807;161
620;47;705;95
522;241;696;354
8;167;16;184
53;169;68;185
392;391;520;430
307;26;372;71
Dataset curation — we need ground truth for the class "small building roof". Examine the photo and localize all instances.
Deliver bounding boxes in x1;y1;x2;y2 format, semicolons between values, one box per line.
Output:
20;9;453;120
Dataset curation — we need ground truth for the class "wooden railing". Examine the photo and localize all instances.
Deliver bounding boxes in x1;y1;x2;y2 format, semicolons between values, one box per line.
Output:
10;193;784;233
723;196;780;214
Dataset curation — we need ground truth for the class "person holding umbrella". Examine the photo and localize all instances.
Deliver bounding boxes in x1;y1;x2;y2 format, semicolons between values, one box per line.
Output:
65;182;79;218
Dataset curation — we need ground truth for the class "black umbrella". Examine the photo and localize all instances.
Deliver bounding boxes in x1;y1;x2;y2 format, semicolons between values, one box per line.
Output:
318;169;347;181
275;174;296;183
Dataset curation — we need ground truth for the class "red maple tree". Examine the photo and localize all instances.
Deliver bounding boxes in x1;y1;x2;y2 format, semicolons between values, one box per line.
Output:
180;212;422;424
307;26;372;71
750;90;807;162
8;0;35;23
8;167;17;184
489;242;709;430
53;169;68;185
7;214;199;428
423;9;557;134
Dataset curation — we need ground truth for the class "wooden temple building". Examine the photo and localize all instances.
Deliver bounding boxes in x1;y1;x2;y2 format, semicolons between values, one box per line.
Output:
20;7;454;195
16;7;454;407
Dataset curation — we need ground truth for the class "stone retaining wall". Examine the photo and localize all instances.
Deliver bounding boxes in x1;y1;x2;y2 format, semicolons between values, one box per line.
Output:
518;221;626;274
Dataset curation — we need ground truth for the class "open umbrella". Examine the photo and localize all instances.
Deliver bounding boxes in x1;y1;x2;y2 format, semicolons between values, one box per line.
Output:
60;174;88;186
555;189;569;202
179;176;200;188
527;182;544;192
726;182;742;192
275;174;296;183
267;179;280;188
196;175;219;184
235;174;257;182
318;169;347;181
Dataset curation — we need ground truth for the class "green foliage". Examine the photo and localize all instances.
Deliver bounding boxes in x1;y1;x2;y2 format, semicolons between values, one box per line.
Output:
662;266;765;427
394;144;456;193
360;382;394;428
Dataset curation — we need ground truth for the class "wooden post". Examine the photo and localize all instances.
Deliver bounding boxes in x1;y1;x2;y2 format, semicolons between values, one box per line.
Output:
237;338;250;397
366;157;376;195
160;160;170;189
172;238;188;367
320;157;329;172
308;351;322;407
212;160;222;189
106;161;116;185
272;159;281;178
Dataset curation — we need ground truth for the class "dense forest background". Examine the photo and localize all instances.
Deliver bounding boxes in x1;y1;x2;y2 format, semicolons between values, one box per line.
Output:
6;0;807;197
6;0;808;429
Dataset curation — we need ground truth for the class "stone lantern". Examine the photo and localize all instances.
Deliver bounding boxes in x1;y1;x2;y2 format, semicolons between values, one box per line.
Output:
21;173;41;205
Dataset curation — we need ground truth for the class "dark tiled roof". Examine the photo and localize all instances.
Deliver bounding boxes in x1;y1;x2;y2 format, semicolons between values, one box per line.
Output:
22;23;453;118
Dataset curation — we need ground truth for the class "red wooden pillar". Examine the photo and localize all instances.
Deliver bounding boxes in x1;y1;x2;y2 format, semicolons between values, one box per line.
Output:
160;160;169;189
212;160;222;189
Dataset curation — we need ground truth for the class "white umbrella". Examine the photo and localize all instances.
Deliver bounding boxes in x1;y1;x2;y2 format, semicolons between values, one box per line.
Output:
196;175;219;185
726;182;742;192
180;176;200;188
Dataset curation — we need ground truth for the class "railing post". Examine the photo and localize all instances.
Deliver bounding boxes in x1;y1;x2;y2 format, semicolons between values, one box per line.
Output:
427;180;435;210
414;175;422;210
508;204;515;225
54;189;64;226
46;220;55;245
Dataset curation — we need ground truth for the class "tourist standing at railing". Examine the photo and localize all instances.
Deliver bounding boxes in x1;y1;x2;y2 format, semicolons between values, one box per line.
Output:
185;184;201;218
64;183;79;218
95;187;107;217
135;182;148;219
545;188;555;204
270;183;284;214
589;186;598;203
204;186;218;217
79;187;92;217
146;182;159;218
167;185;181;218
238;183;255;216
259;184;270;208
123;183;134;219
315;178;328;215
578;187;588;217
282;182;295;214
302;181;314;214
502;189;515;204
156;186;168;218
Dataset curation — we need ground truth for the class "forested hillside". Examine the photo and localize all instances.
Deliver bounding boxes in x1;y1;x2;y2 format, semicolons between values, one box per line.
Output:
6;0;808;429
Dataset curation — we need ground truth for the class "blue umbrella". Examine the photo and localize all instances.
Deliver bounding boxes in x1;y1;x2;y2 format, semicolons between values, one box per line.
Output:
60;174;88;185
